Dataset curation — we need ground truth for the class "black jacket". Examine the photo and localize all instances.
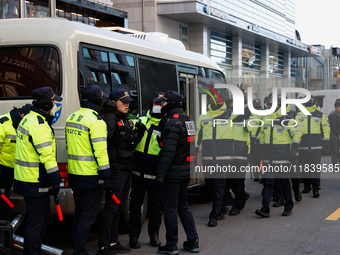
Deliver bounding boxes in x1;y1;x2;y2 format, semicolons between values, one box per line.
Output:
156;106;193;180
104;102;136;171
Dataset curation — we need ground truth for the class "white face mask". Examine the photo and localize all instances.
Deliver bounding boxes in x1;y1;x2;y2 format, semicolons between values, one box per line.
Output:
152;105;162;113
50;104;58;116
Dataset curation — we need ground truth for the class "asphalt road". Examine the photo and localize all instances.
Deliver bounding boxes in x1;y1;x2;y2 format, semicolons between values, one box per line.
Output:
11;156;340;255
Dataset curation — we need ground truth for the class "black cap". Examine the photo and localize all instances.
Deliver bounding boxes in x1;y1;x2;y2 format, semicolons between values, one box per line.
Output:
19;104;33;115
81;85;109;102
154;90;183;104
31;87;63;102
109;89;133;103
253;99;261;105
335;99;340;107
153;92;165;102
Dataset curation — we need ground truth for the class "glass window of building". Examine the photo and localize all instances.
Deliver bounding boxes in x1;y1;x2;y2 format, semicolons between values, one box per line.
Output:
26;0;50;18
242;41;261;70
291;57;297;78
269;51;284;74
210;31;232;66
0;0;19;19
56;1;124;27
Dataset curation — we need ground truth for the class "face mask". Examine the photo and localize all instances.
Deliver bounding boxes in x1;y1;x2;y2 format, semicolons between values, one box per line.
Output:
211;103;222;111
50;104;58;116
305;102;315;107
254;106;262;110
152;105;162;113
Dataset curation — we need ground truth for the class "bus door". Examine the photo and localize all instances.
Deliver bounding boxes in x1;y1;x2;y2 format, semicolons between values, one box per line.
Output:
179;73;199;186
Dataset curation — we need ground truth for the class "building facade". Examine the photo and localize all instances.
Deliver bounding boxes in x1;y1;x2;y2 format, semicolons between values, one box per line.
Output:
113;0;320;101
0;0;127;27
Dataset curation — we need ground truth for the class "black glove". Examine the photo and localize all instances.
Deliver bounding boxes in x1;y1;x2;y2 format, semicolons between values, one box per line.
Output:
322;140;331;156
155;174;165;189
49;183;60;197
134;120;147;140
104;179;112;193
288;143;299;162
195;146;200;157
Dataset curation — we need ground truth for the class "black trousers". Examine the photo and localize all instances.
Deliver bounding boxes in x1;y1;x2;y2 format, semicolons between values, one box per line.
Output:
261;165;294;212
0;165;14;221
330;134;339;165
72;188;103;255
299;151;321;191
226;162;246;210
23;196;50;255
98;170;131;247
205;177;226;220
161;178;198;246
129;176;161;239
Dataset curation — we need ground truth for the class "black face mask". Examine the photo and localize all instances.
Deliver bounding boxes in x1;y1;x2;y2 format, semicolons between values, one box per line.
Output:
210;103;222;111
254;106;262;110
304;102;315;107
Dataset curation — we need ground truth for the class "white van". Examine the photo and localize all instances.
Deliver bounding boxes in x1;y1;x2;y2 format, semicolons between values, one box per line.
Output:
311;90;340;116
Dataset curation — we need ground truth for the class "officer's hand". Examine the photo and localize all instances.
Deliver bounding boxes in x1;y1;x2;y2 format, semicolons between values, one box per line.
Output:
288;149;297;162
49;183;60;197
322;140;331;156
288;143;299;162
104;179;112;193
135;120;147;139
155;174;164;189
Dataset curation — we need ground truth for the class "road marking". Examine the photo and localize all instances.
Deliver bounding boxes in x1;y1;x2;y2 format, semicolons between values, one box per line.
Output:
325;208;340;221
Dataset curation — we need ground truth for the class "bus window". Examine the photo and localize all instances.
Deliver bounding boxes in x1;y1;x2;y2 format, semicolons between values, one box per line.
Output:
138;58;177;115
0;46;60;98
83;48;111;95
80;45;138;116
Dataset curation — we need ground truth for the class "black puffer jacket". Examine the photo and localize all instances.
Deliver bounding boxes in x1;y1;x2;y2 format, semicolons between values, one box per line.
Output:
157;105;192;180
104;102;136;171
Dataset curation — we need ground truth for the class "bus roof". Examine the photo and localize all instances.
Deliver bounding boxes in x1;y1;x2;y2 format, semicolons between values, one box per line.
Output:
0;18;222;72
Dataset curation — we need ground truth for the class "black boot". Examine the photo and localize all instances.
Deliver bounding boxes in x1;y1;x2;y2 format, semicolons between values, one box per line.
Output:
129;237;141;249
150;235;161;247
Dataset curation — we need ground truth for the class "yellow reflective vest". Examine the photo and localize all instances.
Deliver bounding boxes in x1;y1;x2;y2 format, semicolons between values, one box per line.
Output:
260;107;303;164
66;107;110;189
133;111;162;180
295;105;330;152
0;111;18;168
13;108;61;197
196;103;234;163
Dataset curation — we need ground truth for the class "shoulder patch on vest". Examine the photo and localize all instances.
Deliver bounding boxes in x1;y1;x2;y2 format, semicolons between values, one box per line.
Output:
92;112;102;120
37;116;44;124
0;117;9;124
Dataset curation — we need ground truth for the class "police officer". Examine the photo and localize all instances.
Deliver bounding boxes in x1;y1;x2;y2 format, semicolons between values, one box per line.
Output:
66;85;111;255
328;99;340;165
296;94;330;197
129;92;164;249
255;96;302;218
0;104;31;220
13;87;62;255
196;93;231;227
228;97;253;216
249;99;264;182
155;91;199;254
98;89;146;254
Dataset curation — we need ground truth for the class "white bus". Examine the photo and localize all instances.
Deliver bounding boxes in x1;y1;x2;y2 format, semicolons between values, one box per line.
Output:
0;18;227;222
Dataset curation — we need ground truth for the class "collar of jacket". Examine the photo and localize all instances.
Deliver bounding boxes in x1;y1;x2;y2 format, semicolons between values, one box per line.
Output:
166;107;184;116
305;105;317;113
208;103;227;118
31;106;54;123
81;101;102;115
9;107;22;130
